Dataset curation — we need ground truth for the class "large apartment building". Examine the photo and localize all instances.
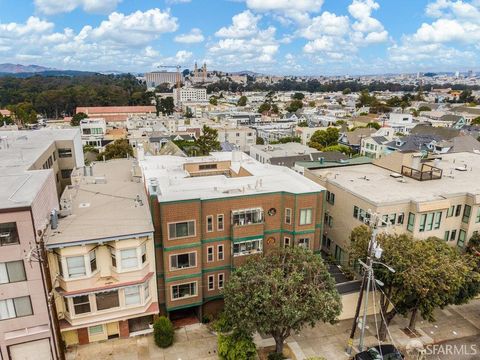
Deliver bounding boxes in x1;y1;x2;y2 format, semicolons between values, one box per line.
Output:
305;151;480;265
0;129;84;196
0;130;82;359
139;151;325;320
44;159;157;347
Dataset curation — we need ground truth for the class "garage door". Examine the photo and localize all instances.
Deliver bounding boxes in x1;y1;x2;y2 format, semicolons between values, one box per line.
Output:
9;339;52;360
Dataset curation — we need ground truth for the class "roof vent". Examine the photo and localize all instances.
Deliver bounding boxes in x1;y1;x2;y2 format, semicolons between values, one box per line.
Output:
390;172;403;178
455;165;468;172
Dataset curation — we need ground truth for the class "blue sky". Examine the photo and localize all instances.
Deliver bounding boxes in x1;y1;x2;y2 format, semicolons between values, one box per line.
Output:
0;0;479;75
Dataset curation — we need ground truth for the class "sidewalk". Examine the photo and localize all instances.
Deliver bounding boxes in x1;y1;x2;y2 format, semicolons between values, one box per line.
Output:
65;299;480;360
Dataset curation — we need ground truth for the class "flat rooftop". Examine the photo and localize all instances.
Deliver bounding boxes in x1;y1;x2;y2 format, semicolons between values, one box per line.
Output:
140;152;324;203
46;159;153;247
0;170;52;209
251;142;320;157
310;152;480;205
0;129;79;171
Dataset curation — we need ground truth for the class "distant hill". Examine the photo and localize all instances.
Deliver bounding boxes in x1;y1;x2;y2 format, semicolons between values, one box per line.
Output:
0;63;54;74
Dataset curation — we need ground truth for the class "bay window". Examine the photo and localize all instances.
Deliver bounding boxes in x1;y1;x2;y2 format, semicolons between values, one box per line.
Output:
66;256;86;278
120;249;138;270
232;208;263;226
96;290;119;311
233;239;262;256
72;295;91;315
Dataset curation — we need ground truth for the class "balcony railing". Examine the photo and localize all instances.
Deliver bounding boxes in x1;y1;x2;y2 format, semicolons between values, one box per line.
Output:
401;164;442;181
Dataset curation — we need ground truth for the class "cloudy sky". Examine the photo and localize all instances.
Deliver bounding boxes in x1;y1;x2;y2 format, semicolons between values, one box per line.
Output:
0;0;479;75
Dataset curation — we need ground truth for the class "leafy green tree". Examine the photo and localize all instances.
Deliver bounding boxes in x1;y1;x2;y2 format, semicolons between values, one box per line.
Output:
342;88;352;95
459;90;475;103
71;112;88;126
209;96;218;105
97;139;133;160
349;227;473;339
308;101;316;107
297;120;309;127
472;116;480;125
271;104;279;114
335;120;346;126
357;90;378;107
270;136;301;144
366;122;381;130
157;97;175;115
222;247;342;355
258;103;271;113
256;137;265;145
196;125;221;155
153;316;174;348
418;105;432;112
292;92;305;100
0;112;13;125
218;333;256;360
286;99;303;113
8;102;38;125
185;108;194;118
237;95;248;107
308;127;339;150
323;144;352;154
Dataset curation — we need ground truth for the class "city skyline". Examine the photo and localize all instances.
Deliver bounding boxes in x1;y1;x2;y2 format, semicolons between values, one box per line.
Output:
0;0;479;75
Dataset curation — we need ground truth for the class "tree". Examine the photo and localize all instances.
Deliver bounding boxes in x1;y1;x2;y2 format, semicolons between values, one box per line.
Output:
286;99;303;113
349;226;473;339
308;127;339;150
196;125;221;155
366;122;381;130
237;95;248;107
292;92;305;100
8;102;38;125
472;116;480;125
158;97;175;115
418;105;432;112
323;144;352;154
335;120;346;126
0;112;13;125
271;104;279;114
209;96;218;105
222;247;342;355
297;120;309;127
185;108;194;118
71;112;88;126
342;88;352;95
258;102;271;113
217;333;256;360
308;101;316;107
153;316;174;348
270;136;301;144
256;137;264;145
97;139;133;160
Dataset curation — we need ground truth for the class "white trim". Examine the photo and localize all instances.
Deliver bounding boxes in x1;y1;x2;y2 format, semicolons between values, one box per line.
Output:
217;214;224;231
285;208;292;225
217;244;224;261
167;220;196;240
207;275;215;291
206;215;214;233
218;273;224;289
170;281;198;302
207;246;214;263
168;251;197;271
284;237;291;248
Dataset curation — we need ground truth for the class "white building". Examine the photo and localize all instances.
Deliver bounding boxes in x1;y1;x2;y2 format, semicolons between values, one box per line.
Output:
80;118;106;149
386;113;415;134
145;72;183;89
173;88;207;105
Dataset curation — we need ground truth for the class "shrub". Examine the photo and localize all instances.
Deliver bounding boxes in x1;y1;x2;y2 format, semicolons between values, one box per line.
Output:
202;314;213;324
268;352;285;360
153;316;174;348
218;333;256;360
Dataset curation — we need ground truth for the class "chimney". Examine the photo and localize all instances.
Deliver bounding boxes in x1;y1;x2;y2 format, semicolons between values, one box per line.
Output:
50;209;58;230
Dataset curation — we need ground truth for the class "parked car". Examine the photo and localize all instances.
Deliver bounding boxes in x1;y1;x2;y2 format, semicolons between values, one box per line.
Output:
354;344;404;360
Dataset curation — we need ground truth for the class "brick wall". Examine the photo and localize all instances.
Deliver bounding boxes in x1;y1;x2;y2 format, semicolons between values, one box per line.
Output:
77;328;89;345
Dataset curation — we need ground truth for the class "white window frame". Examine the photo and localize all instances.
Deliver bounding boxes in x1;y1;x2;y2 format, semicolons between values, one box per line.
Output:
88;324;105;336
299;208;313;225
169;251;197;271
218;273;224;289
124;285;142;306
285;208;292;225
120;248;139;271
207;275;215;291
217;214;224;231
168;220;196;240
217;244;224;261
65;255;88;279
206;215;214;233
207;246;214;263
171;281;198;301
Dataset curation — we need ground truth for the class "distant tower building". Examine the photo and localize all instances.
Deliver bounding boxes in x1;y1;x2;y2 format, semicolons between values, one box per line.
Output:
455;71;460;78
194;62;198;78
202;62;207;81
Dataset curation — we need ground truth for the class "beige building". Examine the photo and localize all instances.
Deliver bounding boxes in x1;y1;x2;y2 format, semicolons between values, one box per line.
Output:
294;126;328;146
44;159;157;347
214;126;256;151
0;129;84;196
306;151;480;265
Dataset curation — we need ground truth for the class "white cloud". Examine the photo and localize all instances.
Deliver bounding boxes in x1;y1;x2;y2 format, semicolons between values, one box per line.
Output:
174;28;205;43
389;1;480;67
0;9;179;71
300;12;349;39
215;10;261;38
34;0;122;15
348;0;388;44
245;0;324;25
208;11;280;67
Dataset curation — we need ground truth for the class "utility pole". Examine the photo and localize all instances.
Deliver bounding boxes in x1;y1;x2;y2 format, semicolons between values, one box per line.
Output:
35;228;65;360
346;220;377;355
